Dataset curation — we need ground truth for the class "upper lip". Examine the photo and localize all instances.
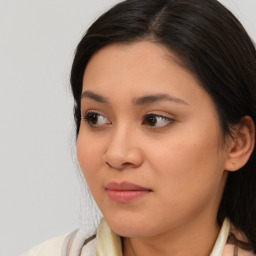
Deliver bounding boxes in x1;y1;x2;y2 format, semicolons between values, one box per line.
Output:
106;181;151;191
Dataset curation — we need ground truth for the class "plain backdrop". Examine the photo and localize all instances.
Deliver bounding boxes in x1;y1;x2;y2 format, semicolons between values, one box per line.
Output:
0;1;255;255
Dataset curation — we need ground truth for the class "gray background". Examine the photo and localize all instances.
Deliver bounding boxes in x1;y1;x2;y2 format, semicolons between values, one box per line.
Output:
0;1;255;255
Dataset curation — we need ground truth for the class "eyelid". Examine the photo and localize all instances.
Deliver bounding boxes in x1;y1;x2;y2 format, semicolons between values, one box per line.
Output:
82;110;111;128
146;111;175;119
143;113;176;128
145;111;176;121
81;109;109;119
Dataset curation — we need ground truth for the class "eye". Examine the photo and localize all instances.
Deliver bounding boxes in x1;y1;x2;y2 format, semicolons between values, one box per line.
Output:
82;111;111;127
143;114;175;128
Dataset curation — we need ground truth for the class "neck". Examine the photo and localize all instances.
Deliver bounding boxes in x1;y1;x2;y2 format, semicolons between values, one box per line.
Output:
122;215;221;256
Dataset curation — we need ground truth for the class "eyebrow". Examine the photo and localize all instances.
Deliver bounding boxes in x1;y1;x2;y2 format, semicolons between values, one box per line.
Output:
133;94;189;105
81;91;109;104
81;90;189;106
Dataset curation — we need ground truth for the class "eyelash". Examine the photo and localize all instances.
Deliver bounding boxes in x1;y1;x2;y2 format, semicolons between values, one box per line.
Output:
81;111;111;127
81;111;175;129
143;113;175;128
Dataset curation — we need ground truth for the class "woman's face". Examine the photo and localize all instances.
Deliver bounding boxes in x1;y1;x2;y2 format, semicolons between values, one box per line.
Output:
77;41;230;238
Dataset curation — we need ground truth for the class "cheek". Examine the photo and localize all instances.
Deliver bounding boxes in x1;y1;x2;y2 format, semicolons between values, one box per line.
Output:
145;123;225;196
148;135;219;173
144;136;225;227
76;130;104;181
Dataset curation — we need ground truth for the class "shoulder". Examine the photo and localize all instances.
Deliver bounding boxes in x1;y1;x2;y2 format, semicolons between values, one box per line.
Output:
21;230;97;256
21;235;66;256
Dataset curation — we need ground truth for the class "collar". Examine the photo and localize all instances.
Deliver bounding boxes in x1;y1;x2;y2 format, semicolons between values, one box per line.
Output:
210;218;230;256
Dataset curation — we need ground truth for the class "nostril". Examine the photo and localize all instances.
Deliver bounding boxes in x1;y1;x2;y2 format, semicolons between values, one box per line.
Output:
106;162;112;168
103;146;143;169
123;162;134;167
105;160;134;170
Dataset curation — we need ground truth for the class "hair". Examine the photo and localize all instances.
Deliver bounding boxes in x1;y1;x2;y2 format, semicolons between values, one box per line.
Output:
70;0;256;252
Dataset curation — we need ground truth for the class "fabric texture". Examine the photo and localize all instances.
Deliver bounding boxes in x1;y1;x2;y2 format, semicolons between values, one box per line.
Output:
22;218;255;256
21;235;66;256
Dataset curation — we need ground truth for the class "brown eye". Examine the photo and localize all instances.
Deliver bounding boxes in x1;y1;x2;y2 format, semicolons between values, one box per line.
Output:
83;112;110;127
144;114;157;126
86;112;99;125
143;114;174;127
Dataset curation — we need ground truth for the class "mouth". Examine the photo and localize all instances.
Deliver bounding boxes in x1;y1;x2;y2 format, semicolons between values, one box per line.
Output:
105;181;152;203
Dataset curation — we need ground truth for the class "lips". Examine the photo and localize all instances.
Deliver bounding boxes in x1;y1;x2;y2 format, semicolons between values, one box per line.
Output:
106;181;151;191
105;182;152;203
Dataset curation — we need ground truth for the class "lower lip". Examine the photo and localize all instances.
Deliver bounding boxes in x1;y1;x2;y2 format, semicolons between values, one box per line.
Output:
106;190;150;203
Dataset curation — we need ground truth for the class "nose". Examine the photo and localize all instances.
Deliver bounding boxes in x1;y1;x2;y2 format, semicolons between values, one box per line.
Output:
103;126;143;170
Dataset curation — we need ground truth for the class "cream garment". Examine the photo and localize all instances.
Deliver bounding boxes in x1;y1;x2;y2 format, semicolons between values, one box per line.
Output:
22;218;254;256
22;235;66;256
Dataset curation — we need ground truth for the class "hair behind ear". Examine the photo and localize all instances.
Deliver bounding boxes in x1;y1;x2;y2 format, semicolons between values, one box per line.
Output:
218;117;256;251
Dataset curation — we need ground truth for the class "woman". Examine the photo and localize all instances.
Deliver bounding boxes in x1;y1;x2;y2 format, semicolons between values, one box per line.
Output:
23;0;256;255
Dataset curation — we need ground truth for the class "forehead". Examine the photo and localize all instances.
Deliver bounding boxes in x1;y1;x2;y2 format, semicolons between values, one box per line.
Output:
84;41;181;82
82;41;213;108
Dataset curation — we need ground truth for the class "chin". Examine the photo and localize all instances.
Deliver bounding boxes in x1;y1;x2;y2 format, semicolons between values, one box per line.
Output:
104;213;152;238
111;223;145;238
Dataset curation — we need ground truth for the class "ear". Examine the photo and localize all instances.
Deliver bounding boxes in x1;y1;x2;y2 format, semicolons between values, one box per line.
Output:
224;116;255;172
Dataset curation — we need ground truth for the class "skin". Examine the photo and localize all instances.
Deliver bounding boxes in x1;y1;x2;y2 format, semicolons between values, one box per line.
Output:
77;41;235;256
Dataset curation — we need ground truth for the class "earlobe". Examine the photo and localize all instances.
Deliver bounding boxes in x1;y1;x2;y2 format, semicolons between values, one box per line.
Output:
224;116;255;172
